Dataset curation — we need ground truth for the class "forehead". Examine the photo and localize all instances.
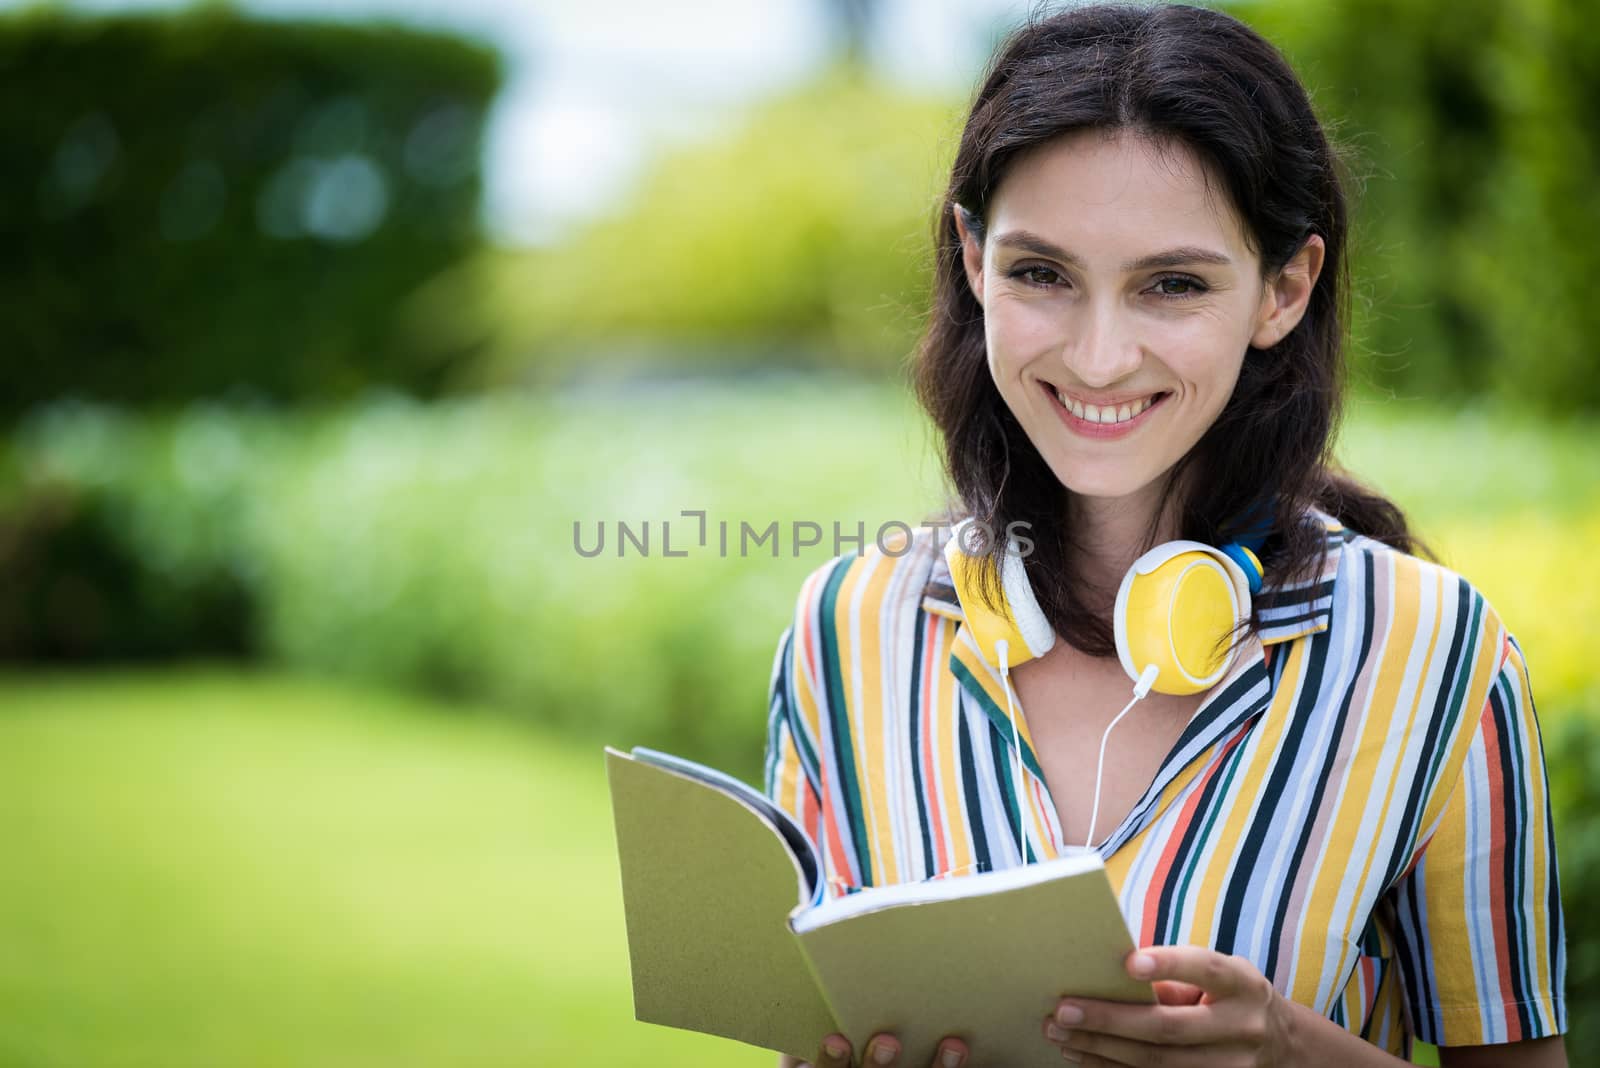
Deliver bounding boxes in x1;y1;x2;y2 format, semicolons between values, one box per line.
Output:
990;129;1254;263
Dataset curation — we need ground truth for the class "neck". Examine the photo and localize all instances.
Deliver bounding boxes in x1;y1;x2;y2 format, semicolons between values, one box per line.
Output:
1066;476;1183;605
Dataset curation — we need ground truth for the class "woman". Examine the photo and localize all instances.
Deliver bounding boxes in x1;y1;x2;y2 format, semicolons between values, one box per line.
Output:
763;4;1567;1067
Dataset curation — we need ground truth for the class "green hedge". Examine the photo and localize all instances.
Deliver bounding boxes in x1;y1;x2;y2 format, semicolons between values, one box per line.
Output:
0;481;253;661
0;9;502;420
0;384;945;772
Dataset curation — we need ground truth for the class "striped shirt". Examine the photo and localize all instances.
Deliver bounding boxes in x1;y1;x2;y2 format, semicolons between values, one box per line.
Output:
762;510;1567;1056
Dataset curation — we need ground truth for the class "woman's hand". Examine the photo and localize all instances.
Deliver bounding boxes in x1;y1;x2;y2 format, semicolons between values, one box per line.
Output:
792;1030;968;1068
1041;946;1299;1066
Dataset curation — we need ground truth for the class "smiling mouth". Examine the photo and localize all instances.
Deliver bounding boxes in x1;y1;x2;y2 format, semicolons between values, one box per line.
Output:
1042;383;1171;426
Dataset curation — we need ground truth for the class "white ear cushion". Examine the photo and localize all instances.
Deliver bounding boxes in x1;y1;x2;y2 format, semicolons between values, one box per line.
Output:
1112;561;1141;686
999;541;1056;659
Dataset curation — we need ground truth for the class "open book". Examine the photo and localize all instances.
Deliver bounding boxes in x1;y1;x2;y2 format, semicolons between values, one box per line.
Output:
604;745;1154;1066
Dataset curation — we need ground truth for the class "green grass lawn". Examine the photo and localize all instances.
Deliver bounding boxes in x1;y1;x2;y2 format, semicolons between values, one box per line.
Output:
0;668;771;1068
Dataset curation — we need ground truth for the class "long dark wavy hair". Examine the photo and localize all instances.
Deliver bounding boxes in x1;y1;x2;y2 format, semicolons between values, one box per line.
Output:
914;1;1426;658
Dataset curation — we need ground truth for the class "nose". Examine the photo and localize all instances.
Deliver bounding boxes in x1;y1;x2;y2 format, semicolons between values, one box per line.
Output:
1062;299;1142;388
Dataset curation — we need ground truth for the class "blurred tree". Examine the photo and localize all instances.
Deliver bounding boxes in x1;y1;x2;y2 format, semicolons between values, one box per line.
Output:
484;68;960;384
821;0;880;66
0;9;503;421
1240;0;1600;412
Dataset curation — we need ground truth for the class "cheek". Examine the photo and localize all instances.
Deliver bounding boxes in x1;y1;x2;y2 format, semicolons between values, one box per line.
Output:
1159;318;1249;394
984;299;1060;367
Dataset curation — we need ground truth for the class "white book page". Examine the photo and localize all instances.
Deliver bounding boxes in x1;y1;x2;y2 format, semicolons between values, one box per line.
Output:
790;847;1104;934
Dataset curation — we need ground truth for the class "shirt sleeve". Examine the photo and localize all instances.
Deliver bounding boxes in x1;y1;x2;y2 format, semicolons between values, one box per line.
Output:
762;618;824;852
1388;631;1568;1046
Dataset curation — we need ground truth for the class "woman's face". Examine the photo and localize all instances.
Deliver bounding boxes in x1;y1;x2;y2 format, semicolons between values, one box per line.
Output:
958;128;1319;508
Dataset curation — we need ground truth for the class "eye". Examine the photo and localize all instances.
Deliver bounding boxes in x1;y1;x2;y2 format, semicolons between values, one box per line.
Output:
1152;275;1208;298
1010;264;1064;288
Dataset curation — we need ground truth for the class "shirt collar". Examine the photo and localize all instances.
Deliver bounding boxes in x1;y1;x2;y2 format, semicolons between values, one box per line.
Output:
921;508;1346;647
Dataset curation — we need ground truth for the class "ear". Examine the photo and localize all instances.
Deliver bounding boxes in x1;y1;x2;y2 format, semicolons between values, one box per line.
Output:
953;203;986;308
1250;233;1325;349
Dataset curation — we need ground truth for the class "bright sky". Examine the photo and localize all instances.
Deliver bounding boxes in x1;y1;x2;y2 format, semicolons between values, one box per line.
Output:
14;0;1029;244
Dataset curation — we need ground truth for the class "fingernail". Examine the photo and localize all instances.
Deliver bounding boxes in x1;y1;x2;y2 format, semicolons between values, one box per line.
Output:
1131;952;1157;977
941;1048;962;1068
1055;1003;1084;1026
872;1041;897;1065
1045;1022;1069;1042
1061;1049;1081;1064
824;1037;848;1059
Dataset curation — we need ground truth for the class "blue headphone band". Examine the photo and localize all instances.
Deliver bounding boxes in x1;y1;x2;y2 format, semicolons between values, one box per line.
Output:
1217;496;1275;596
1219;542;1264;595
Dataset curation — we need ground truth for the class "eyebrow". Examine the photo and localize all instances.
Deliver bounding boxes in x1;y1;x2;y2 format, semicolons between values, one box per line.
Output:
991;229;1234;272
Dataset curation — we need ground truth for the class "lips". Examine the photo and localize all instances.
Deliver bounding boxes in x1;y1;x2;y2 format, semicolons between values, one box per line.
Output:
1041;382;1171;427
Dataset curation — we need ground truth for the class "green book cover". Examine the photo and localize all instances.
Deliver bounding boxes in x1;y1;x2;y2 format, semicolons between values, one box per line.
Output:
604;746;1154;1066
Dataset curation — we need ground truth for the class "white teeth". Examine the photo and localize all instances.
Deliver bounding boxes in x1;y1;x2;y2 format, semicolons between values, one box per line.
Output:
1054;389;1159;425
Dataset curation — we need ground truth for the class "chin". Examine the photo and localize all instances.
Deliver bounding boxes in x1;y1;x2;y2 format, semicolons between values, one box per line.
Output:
1039;453;1161;502
1054;472;1158;502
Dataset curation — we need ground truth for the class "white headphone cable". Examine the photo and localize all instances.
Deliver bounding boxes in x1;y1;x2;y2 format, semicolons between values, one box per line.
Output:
1083;663;1160;849
991;640;1162;859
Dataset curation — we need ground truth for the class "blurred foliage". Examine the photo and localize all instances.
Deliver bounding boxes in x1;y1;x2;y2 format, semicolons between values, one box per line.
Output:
0;481;252;660
0;8;502;421
0;382;945;772
484;68;962;381
1549;714;1600;1064
1238;0;1600;412
2;386;1596;774
489;1;1598;412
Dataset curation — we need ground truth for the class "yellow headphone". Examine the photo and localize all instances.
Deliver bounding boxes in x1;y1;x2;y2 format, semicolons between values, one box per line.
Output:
941;512;1270;850
942;516;1266;697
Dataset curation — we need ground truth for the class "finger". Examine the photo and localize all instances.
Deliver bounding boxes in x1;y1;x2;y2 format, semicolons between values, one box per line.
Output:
814;1033;852;1068
1045;998;1222;1047
1151;979;1205;1006
861;1032;901;1066
927;1036;967;1068
1126;946;1254;999
1057;1028;1218;1067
